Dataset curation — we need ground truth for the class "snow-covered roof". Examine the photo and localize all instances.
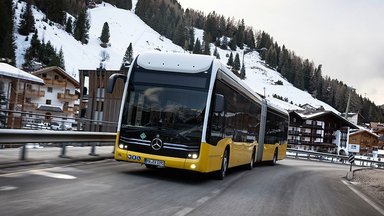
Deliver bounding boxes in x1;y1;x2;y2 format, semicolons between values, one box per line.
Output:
350;129;379;138
32;66;80;88
0;63;44;85
290;110;359;129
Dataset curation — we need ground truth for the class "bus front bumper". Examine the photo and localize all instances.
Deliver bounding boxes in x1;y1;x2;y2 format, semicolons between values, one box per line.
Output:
114;149;206;172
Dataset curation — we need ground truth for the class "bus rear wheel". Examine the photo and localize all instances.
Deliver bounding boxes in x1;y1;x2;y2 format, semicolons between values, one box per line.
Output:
214;149;229;180
270;149;278;166
246;149;255;170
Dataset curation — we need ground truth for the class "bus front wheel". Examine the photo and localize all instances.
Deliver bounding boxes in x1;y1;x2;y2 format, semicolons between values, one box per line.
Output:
214;149;229;180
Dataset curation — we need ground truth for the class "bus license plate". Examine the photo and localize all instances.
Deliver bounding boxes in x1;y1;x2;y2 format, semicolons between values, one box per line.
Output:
144;158;165;167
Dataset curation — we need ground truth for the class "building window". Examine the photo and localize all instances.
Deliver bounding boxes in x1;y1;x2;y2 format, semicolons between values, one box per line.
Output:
26;97;31;103
42;73;47;78
47;87;53;92
54;75;59;80
65;89;70;94
46;99;51;105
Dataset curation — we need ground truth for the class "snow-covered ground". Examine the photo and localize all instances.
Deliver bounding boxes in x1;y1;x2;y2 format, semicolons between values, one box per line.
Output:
13;0;338;112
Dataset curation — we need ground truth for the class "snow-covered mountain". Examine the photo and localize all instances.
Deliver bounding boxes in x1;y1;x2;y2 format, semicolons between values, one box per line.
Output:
13;1;338;113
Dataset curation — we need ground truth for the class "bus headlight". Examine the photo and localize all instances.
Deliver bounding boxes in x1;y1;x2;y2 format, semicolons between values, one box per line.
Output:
188;153;198;159
118;144;128;150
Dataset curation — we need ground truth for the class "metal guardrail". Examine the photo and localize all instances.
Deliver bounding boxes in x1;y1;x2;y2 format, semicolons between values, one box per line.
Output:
0;129;116;160
286;148;384;169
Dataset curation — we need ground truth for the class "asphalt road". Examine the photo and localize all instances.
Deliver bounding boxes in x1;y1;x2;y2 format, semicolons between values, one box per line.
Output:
0;159;382;216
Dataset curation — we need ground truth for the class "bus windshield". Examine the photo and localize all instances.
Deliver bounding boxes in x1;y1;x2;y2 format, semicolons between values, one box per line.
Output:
120;68;210;157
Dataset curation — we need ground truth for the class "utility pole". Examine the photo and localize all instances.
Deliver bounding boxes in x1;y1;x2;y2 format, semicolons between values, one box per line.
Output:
344;87;355;119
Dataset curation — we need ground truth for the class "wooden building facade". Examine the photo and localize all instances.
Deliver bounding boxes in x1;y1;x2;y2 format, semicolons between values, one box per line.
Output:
79;67;126;132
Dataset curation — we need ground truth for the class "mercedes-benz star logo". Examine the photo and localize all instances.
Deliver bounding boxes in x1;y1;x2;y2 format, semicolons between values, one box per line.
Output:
151;135;163;150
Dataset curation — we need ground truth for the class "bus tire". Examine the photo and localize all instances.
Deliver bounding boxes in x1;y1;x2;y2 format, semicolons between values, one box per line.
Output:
246;148;255;170
270;149;278;166
214;149;229;180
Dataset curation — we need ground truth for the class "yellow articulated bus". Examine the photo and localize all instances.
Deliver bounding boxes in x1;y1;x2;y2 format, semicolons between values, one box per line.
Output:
108;52;288;180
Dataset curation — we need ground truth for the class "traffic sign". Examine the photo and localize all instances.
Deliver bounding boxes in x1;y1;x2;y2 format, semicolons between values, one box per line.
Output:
348;154;355;163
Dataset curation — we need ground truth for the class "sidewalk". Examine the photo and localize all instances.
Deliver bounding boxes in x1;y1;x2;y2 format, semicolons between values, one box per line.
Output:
0;146;114;169
352;168;384;206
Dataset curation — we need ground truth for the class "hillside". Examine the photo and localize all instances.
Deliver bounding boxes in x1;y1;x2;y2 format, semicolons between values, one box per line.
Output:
13;1;338;113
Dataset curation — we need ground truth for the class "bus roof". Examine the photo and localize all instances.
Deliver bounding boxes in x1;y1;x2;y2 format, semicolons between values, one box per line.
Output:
266;99;289;116
136;52;215;74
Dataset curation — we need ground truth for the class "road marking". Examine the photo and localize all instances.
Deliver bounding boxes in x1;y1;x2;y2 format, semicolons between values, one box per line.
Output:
0;168;77;180
30;170;77;180
0;185;18;191
172;171;248;216
173;207;194;216
196;196;210;204
341;179;384;215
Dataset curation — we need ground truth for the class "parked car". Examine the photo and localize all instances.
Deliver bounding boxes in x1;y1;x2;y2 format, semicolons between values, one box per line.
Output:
50;122;71;130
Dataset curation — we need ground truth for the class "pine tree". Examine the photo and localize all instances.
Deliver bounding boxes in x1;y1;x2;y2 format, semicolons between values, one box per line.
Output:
233;53;241;71
100;22;110;47
122;43;133;65
188;27;195;51
24;32;41;66
74;9;90;44
173;21;186;47
202;31;211;55
193;38;202;54
18;1;35;36
220;36;228;50
58;47;65;69
227;52;234;66
236;19;245;49
65;17;73;34
0;0;16;65
229;36;237;51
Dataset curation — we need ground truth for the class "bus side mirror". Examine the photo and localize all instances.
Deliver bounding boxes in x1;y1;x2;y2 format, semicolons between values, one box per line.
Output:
107;73;127;93
214;94;224;113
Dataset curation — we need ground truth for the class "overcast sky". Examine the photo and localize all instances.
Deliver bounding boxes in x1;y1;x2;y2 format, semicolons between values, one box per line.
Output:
177;0;384;105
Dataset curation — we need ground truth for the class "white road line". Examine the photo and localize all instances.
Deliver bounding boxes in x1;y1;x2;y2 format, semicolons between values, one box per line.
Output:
0;185;18;191
30;170;77;180
341;179;384;216
172;171;248;216
196;196;210;204
0;168;77;180
173;207;194;216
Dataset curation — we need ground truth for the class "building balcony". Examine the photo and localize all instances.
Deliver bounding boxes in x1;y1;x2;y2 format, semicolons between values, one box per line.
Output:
288;139;300;144
23;102;38;109
25;89;45;97
43;78;66;87
63;106;75;112
288;130;300;135
303;123;324;129
57;92;79;100
312;132;323;138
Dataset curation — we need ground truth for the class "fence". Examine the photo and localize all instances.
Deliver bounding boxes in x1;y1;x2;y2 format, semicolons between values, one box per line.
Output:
286;148;384;169
0;129;116;160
